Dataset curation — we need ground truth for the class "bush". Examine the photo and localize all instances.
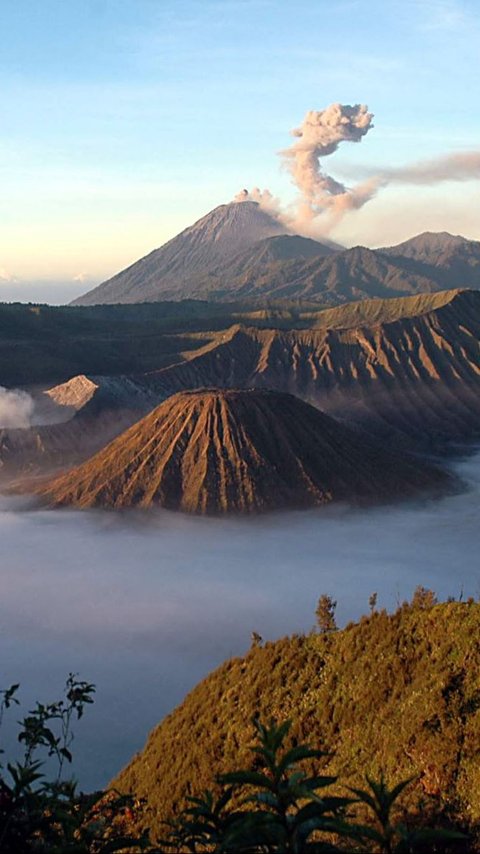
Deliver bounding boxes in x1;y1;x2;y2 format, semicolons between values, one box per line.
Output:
0;675;148;853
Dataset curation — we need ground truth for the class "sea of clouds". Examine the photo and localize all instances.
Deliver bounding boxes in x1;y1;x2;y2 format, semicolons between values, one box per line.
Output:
1;450;479;789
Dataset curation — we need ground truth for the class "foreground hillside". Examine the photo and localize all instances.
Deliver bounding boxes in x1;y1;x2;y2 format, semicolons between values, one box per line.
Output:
38;389;449;512
115;601;480;841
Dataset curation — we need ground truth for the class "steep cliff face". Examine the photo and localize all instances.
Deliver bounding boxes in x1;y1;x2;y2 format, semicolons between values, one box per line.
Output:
38;389;448;513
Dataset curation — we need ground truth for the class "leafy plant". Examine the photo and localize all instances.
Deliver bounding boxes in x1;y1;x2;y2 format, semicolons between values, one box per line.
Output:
159;718;468;853
344;775;466;853
316;595;337;634
0;675;148;853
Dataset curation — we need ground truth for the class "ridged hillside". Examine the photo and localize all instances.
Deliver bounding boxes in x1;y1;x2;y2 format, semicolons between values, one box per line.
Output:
205;233;480;303
38;389;448;513
5;290;479;478
197;244;443;303
114;602;480;841
95;289;480;444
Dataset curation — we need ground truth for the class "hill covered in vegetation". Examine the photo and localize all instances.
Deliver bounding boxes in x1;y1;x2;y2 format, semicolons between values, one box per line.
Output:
115;599;480;843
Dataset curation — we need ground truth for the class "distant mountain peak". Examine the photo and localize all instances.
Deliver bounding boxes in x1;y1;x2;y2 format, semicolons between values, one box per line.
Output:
381;230;479;259
72;201;288;306
71;199;480;307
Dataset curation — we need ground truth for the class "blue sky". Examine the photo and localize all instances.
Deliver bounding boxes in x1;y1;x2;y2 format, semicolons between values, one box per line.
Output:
1;0;480;300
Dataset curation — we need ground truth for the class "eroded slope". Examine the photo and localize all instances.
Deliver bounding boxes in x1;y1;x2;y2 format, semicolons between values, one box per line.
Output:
39;389;448;513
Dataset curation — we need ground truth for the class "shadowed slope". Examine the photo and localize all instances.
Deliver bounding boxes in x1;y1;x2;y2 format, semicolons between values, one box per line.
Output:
93;289;480;444
39;389;448;513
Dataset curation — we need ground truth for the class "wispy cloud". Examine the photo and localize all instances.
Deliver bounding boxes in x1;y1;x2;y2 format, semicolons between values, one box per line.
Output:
0;267;15;282
412;0;479;31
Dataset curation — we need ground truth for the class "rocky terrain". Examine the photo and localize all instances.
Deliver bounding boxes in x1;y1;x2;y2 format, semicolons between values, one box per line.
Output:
37;389;449;513
2;287;480;480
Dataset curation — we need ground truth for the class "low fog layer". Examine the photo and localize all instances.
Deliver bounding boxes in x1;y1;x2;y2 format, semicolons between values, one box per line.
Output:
2;452;480;789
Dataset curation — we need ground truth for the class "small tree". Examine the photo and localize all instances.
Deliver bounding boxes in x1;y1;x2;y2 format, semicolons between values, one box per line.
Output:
411;585;438;610
250;631;262;648
316;594;337;633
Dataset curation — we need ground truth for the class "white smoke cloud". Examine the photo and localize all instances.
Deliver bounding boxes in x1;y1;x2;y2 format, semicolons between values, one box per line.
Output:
0;387;35;429
234;187;274;206
280;103;374;221
234;102;480;236
233;187;288;222
0;268;15;282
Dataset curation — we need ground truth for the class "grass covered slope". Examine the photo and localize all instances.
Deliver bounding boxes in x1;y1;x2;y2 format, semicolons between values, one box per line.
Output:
115;601;480;838
38;389;449;513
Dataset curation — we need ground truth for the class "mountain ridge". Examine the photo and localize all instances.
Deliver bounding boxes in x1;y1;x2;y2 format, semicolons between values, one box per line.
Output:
72;198;480;305
73;288;480;444
2;289;479;479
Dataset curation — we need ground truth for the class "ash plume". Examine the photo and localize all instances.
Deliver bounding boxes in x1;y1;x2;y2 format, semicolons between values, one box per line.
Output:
234;104;376;232
378;150;480;185
233;187;285;219
0;386;35;429
280;103;374;222
234;102;480;235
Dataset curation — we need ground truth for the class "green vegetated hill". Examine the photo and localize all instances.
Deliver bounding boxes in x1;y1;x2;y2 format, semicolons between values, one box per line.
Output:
115;601;480;842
